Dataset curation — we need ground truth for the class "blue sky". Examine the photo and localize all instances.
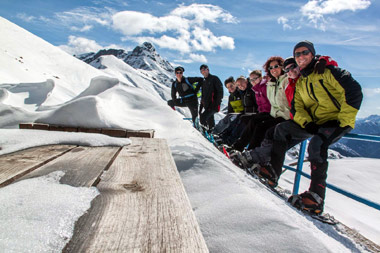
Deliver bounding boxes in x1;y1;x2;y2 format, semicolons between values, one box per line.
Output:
1;0;379;117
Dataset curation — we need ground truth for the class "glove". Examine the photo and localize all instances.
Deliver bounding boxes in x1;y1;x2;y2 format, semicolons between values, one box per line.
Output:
304;122;319;134
320;125;351;160
314;58;327;74
199;104;204;114
167;100;175;108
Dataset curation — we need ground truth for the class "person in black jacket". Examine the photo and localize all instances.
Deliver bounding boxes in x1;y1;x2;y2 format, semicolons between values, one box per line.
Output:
212;77;243;140
199;64;224;130
167;66;203;123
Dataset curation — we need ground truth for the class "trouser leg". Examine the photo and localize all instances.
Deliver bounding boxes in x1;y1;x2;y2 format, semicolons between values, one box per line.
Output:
271;121;311;178
249;117;285;149
200;109;216;129
308;126;352;199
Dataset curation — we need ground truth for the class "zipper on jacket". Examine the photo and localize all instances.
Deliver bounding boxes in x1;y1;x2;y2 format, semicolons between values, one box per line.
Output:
319;79;341;110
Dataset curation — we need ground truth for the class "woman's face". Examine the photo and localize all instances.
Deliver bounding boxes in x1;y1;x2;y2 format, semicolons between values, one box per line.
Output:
269;60;282;79
249;74;261;86
285;63;300;79
236;79;248;91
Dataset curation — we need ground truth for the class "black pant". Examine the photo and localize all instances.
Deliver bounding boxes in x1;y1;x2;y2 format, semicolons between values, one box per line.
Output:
233;113;285;151
168;98;199;122
200;109;216;129
271;120;352;199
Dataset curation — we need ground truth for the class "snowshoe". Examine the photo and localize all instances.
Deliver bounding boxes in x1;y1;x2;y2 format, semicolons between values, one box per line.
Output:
250;163;279;188
229;150;245;169
288;191;324;215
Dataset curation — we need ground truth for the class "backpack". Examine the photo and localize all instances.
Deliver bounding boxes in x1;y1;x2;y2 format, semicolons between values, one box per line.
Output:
176;78;202;98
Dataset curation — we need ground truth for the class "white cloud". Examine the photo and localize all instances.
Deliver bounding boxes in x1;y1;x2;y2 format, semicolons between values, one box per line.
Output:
55;7;114;27
277;16;292;30
189;53;207;63
58;36;103;55
301;0;371;29
191;27;234;52
111;4;236;55
59;36;130;55
16;13;36;22
170;3;238;26
362;87;380;97
71;25;93;32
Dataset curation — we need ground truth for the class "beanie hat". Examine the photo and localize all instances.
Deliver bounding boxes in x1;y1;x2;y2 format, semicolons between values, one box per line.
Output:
283;57;297;67
293;40;315;57
175;66;184;72
200;64;208;70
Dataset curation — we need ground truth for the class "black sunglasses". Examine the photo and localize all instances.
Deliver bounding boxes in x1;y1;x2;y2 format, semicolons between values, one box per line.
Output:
250;77;260;82
176;71;183;74
295;49;311;58
268;64;281;70
284;64;297;73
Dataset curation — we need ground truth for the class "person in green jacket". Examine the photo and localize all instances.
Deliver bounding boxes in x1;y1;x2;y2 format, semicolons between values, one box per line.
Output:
257;41;363;214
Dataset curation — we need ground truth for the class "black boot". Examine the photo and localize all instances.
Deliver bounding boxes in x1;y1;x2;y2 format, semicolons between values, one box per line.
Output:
288;191;324;214
270;140;287;178
309;161;328;200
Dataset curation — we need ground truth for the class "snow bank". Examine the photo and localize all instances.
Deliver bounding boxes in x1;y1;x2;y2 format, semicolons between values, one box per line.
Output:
0;171;99;252
0;129;131;156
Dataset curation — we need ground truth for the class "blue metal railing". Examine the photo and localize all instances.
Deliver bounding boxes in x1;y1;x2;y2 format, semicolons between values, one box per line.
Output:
288;133;380;211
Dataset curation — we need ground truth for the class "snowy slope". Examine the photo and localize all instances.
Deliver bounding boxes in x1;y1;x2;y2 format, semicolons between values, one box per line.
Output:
0;16;115;108
0;17;379;252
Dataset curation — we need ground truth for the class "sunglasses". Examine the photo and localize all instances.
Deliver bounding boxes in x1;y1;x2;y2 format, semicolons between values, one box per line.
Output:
176;71;183;74
284;64;297;73
250;77;260;82
294;49;311;58
200;68;208;72
268;64;281;70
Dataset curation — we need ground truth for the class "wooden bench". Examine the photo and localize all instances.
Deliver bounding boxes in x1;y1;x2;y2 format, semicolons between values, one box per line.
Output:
0;138;208;252
19;123;155;138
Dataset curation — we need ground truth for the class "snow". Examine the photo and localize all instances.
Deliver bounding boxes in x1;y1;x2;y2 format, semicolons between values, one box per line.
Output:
0;171;99;252
1;16;379;252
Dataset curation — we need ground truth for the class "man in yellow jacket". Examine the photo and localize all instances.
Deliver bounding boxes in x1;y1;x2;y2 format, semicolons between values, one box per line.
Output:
258;41;363;214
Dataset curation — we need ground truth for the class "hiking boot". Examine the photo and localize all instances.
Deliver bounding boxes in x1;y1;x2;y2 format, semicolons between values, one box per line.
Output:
288;191;324;214
219;144;233;153
229;150;245;168
256;164;278;187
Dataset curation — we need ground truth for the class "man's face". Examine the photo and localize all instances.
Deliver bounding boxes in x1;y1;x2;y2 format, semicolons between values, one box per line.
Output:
294;46;313;70
175;70;183;81
284;63;300;79
200;67;209;78
226;82;236;93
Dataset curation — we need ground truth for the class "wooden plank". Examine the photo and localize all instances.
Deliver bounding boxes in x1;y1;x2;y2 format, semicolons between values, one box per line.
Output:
19;123;34;129
126;130;155;138
64;138;208;253
18;146;121;187
49;125;78;132
0;145;76;187
101;128;127;138
78;127;102;134
33;123;49;130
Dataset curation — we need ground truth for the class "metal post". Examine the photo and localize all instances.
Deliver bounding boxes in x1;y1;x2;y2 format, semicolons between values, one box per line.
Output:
292;140;307;195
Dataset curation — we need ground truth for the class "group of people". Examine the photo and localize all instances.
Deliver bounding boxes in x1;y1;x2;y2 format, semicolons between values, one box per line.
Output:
167;64;224;130
167;40;363;214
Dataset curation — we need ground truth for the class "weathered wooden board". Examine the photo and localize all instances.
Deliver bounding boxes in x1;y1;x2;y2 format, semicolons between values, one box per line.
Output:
18;146;121;187
64;138;208;253
19;123;155;138
0;145;75;187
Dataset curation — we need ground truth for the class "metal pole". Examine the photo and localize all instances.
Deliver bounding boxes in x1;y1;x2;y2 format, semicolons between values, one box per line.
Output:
292;140;307;195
